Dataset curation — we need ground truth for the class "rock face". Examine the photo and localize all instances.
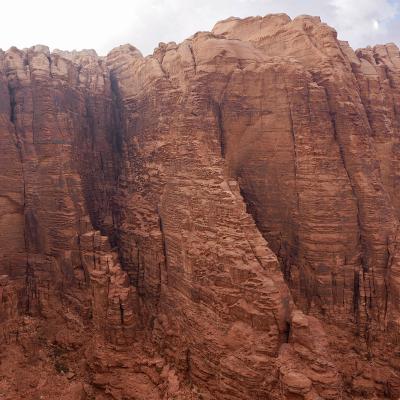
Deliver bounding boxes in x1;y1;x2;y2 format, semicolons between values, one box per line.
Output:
0;14;399;400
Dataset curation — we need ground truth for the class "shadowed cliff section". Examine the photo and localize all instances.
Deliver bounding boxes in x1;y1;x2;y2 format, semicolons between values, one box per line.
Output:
0;13;400;400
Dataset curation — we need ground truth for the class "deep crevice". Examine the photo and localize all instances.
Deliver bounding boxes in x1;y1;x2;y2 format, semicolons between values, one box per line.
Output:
213;101;225;158
7;79;36;314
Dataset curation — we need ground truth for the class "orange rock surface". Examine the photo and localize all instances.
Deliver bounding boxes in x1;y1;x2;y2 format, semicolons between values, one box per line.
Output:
0;14;399;400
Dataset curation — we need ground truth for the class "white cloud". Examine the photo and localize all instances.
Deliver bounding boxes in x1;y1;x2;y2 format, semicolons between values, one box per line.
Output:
0;0;398;55
328;0;398;47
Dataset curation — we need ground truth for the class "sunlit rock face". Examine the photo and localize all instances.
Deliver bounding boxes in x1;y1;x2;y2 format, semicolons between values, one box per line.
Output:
0;14;400;400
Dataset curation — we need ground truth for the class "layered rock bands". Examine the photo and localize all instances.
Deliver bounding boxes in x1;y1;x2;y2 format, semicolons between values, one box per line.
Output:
0;14;400;400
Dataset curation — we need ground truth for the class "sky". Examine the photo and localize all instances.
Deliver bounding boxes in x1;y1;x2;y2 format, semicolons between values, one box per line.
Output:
1;0;399;56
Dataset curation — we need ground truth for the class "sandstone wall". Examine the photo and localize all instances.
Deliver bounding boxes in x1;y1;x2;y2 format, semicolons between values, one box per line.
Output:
0;14;399;400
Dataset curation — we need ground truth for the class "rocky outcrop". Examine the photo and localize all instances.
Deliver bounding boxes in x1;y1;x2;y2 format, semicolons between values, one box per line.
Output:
0;13;399;400
211;14;400;397
106;42;338;399
0;46;141;399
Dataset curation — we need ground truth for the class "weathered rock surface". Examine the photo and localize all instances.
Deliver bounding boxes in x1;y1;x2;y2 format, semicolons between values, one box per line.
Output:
0;13;399;400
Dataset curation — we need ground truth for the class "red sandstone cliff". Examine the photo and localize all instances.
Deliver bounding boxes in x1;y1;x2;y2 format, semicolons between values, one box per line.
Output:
0;14;399;400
